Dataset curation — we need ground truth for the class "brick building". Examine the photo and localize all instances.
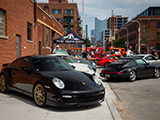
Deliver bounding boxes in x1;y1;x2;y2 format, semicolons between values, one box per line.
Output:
116;7;160;53
0;0;65;70
38;0;81;35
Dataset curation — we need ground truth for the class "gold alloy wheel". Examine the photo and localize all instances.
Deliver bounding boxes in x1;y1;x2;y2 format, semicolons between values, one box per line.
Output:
34;84;46;106
0;74;7;92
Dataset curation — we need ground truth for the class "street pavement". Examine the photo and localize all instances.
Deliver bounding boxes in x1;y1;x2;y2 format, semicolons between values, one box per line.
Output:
0;68;122;120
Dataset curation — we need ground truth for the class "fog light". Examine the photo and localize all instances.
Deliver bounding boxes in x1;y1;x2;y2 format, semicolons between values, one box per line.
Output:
102;91;105;94
62;95;72;98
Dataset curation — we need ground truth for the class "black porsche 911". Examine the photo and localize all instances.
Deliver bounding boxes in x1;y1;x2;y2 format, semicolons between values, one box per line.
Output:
100;58;160;82
0;56;105;107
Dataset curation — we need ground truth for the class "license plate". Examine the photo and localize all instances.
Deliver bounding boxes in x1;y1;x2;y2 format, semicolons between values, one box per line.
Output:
105;74;110;77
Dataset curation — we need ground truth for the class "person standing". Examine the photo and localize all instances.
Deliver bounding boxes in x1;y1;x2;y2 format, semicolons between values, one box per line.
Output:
157;50;160;59
127;47;133;57
53;45;59;54
151;48;156;56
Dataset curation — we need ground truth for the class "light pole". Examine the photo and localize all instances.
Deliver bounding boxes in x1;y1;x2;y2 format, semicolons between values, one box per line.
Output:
115;31;120;38
121;27;129;48
82;0;84;39
131;20;141;53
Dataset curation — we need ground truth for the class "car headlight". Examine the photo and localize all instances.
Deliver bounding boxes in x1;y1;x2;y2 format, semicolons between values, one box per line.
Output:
93;76;102;85
92;62;96;66
52;78;65;89
88;65;93;71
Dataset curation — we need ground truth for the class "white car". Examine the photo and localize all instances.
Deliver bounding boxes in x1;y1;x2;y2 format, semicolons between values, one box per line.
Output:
131;54;160;65
49;54;95;75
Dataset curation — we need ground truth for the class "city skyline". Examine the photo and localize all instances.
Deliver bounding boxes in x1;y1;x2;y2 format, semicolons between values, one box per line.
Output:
37;0;160;39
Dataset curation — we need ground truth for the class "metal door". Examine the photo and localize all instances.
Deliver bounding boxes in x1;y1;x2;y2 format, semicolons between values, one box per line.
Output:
16;35;20;58
39;41;41;55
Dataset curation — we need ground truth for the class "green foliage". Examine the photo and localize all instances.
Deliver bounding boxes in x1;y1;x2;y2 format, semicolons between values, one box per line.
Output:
86;38;91;47
113;38;125;47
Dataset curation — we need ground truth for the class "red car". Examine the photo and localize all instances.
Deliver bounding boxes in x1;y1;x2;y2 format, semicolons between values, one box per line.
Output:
96;54;122;67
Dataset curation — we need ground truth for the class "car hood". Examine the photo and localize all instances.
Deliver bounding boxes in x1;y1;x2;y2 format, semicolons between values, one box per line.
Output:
69;63;95;75
40;71;102;91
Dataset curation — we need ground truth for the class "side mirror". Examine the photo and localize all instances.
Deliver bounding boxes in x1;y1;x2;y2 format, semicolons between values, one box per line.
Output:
145;62;150;66
21;67;30;71
71;65;75;69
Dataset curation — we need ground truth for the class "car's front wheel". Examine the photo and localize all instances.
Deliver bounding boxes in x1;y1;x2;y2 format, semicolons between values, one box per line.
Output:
0;73;8;93
33;83;46;107
154;68;160;78
128;70;136;82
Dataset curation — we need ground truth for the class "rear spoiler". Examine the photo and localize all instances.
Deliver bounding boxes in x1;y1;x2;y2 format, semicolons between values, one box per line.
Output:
2;63;10;67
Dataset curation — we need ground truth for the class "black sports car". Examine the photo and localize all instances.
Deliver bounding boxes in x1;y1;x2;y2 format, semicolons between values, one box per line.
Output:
100;58;160;81
0;56;105;107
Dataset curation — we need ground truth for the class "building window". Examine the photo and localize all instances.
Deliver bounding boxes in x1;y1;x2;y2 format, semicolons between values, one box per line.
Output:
27;22;32;41
52;9;61;14
64;18;73;24
58;0;62;3
0;9;6;36
157;22;160;29
56;18;61;23
46;27;49;47
157;32;160;40
155;8;160;16
64;9;74;15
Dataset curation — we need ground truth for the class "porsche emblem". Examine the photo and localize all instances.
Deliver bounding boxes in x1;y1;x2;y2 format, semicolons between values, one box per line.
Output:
82;82;86;85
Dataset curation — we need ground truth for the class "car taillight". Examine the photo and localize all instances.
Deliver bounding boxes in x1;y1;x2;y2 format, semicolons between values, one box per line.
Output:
101;71;123;74
114;72;123;75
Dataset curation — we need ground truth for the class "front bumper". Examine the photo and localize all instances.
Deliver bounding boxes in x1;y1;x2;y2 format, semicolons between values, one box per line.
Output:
100;72;128;80
47;89;105;107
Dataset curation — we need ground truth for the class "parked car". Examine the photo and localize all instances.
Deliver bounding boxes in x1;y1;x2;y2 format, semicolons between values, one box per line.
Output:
72;55;97;72
54;50;69;55
96;54;122;68
100;57;160;82
49;54;95;75
0;56;105;107
130;54;160;65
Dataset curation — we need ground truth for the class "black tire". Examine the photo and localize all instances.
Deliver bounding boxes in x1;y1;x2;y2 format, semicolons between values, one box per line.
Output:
128;70;136;82
104;62;110;68
33;83;46;107
154;68;160;78
0;73;8;93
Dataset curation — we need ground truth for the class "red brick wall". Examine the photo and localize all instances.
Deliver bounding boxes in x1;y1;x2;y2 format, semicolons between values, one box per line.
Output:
49;0;68;3
0;0;65;70
38;3;79;34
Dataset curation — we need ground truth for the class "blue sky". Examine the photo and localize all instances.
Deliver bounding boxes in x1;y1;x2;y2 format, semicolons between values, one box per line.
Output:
37;0;160;39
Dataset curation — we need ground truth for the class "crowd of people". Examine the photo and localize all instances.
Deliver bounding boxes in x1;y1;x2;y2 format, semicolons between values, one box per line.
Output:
52;45;160;59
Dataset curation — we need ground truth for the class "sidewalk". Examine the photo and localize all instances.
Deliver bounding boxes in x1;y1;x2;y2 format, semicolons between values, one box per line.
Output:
96;68;122;120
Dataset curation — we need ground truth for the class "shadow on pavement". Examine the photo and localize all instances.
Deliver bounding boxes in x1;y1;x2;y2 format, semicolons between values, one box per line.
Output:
2;90;102;112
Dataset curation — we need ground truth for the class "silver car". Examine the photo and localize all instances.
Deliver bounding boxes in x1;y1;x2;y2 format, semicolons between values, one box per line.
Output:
131;54;160;65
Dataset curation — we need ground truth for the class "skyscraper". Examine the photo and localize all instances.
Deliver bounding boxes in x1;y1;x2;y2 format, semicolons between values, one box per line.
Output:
95;17;107;43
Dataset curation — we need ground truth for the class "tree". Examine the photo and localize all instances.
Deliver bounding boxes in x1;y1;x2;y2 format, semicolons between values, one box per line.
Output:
86;38;91;47
113;38;125;47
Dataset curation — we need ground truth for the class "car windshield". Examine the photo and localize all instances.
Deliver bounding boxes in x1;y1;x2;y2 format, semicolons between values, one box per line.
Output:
55;50;69;55
110;59;131;65
32;57;72;72
58;56;78;63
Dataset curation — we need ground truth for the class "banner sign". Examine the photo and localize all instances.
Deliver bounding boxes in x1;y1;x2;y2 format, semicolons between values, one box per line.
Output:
53;32;86;44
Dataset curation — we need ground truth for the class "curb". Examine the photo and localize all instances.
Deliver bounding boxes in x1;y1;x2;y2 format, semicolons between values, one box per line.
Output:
96;68;122;120
104;83;122;120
